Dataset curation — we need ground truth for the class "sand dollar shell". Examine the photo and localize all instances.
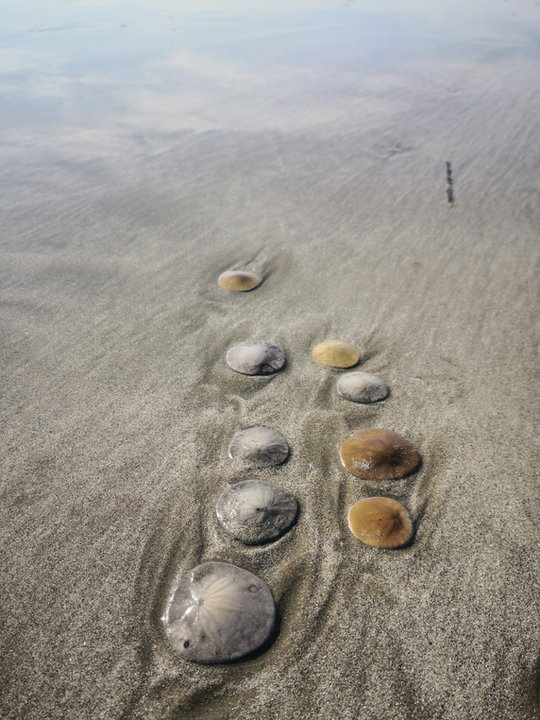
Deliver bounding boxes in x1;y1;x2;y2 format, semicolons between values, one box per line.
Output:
337;371;389;403
216;479;298;544
311;340;361;368
229;426;289;467
218;270;261;292
348;497;413;548
163;561;276;663
226;341;285;375
340;428;420;481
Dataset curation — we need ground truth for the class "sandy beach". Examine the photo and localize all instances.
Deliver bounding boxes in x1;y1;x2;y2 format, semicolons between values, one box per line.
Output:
1;1;539;718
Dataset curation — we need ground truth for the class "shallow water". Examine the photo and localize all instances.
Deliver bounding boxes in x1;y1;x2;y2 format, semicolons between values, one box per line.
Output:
1;2;539;719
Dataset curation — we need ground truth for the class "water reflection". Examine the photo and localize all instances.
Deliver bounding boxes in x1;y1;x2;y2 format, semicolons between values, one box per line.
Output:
0;1;538;172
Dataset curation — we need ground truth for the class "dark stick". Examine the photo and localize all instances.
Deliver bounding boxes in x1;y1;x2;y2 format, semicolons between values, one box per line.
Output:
446;161;454;206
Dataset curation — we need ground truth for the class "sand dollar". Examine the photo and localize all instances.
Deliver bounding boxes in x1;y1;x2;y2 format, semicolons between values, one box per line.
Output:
216;479;298;544
218;270;261;292
226;341;285;375
229;426;289;467
340;428;420;481
311;340;361;368
348;497;413;548
163;561;276;663
337;371;389;403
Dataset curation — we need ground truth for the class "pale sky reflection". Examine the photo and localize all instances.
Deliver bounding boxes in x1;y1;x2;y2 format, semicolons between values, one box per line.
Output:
0;0;539;170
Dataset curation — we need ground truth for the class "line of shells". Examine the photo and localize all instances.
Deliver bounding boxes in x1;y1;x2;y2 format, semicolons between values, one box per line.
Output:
162;275;423;665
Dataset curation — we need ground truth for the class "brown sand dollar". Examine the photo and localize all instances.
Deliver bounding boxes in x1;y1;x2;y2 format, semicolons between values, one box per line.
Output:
311;340;361;368
348;497;413;548
218;270;261;292
340;428;420;481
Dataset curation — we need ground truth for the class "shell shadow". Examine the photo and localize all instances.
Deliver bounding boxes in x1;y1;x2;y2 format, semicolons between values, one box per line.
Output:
227;605;282;665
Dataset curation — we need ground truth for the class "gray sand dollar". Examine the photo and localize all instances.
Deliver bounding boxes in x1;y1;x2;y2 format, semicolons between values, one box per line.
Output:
229;426;289;467
216;479;298;544
337;371;389;403
163;561;276;664
226;341;285;375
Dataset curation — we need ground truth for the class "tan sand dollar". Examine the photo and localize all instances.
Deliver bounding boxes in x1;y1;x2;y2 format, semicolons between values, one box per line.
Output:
218;270;261;292
340;428;420;481
348;497;413;548
311;340;361;368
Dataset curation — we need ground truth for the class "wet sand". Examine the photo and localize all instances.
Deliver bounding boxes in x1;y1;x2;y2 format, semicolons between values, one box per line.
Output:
1;2;539;719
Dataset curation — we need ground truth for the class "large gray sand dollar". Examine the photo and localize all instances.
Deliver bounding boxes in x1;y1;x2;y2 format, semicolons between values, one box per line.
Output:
229;426;289;467
226;340;285;375
337;371;389;403
216;479;298;544
163;561;276;664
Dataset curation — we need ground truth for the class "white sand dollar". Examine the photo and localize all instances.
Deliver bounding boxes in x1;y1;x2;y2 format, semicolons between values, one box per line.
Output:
229;426;289;467
216;479;298;544
337;371;389;403
226;341;285;375
163;561;276;664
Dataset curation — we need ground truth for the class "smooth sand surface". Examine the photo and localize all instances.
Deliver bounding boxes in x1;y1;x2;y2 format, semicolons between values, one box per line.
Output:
1;2;539;719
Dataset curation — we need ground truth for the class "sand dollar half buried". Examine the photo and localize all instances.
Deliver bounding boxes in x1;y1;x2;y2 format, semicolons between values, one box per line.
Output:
348;497;413;548
218;270;261;292
163;561;276;663
337;371;389;404
311;340;361;368
226;341;285;376
216;479;298;544
340;428;420;481
229;426;289;467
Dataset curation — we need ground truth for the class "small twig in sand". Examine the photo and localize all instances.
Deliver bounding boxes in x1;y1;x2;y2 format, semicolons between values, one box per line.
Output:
446;161;455;206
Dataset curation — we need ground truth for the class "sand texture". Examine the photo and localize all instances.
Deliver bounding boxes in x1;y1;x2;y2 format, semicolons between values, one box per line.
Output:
0;2;539;719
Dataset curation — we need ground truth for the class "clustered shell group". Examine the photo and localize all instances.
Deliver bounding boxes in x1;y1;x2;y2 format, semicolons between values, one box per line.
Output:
162;269;423;664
